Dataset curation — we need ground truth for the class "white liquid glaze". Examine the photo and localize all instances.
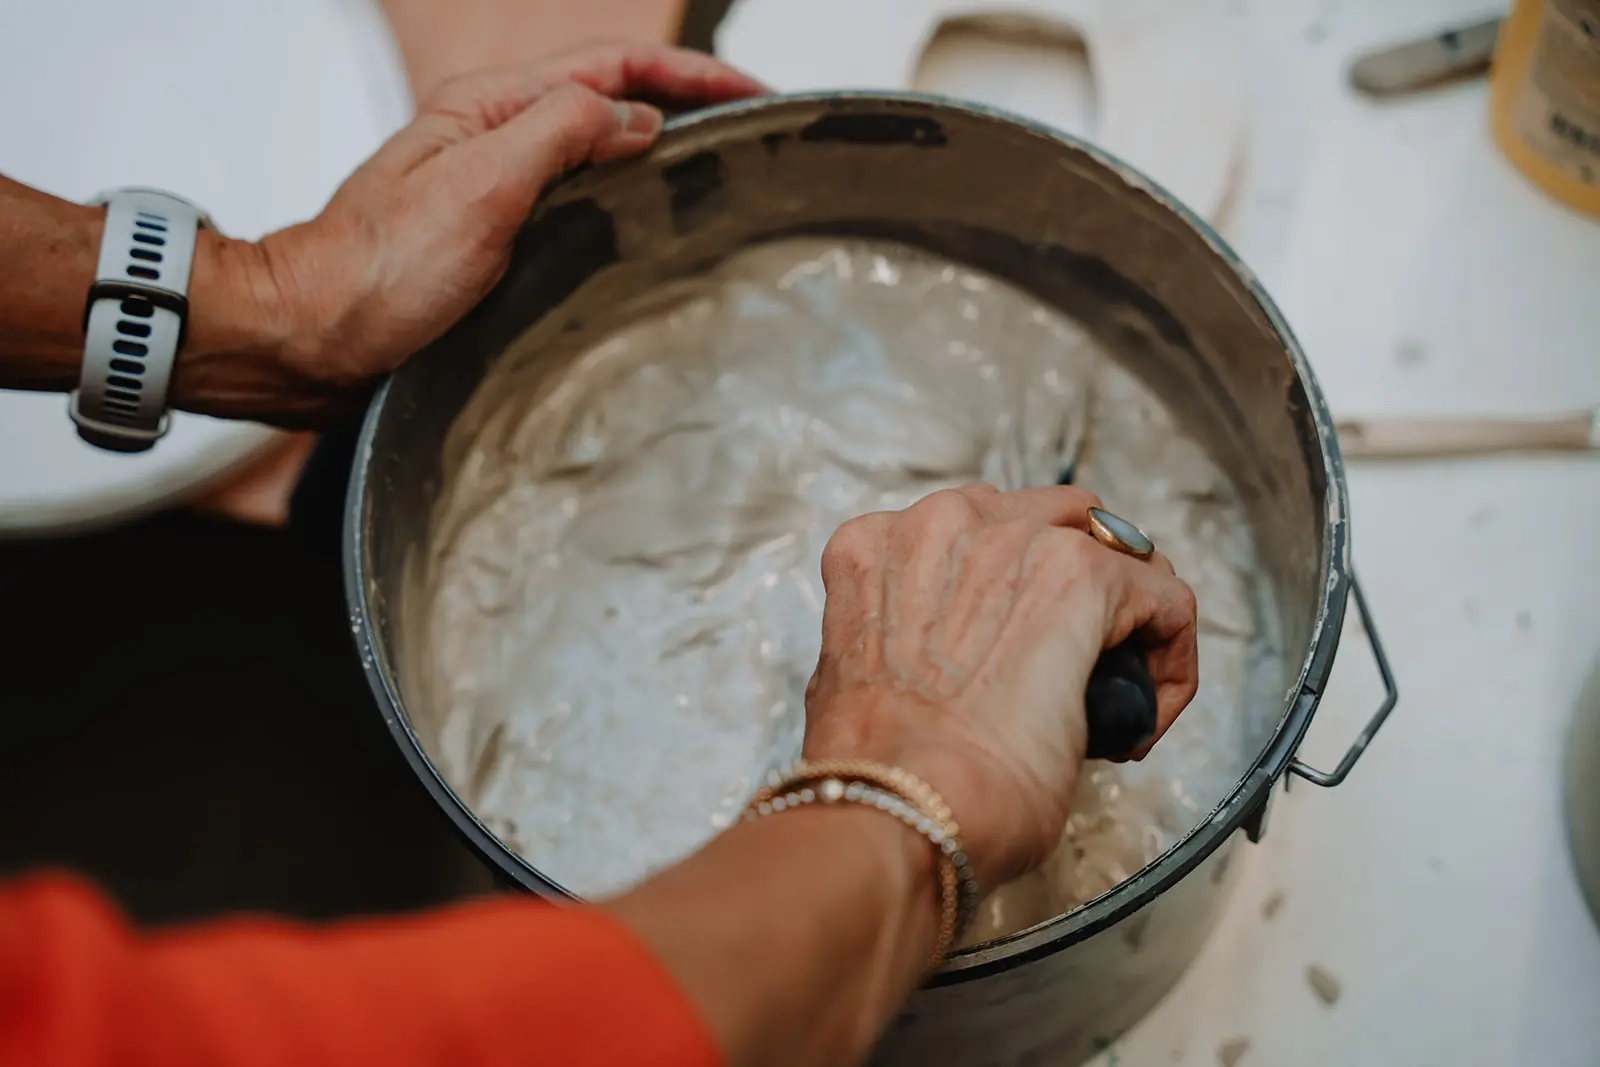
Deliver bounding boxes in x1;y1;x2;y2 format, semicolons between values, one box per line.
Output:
418;238;1277;943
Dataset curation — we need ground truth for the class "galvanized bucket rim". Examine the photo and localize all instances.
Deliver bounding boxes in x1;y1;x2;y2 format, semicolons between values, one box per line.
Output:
344;91;1352;984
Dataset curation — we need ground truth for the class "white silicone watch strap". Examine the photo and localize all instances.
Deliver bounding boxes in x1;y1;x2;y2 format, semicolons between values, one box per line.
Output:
70;188;207;453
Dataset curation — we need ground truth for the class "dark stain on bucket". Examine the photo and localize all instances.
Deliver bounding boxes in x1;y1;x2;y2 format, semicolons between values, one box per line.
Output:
799;113;948;146
492;198;619;355
661;151;729;235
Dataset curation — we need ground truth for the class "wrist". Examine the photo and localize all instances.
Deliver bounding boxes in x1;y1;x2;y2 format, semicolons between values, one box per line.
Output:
802;699;1011;895
834;802;940;969
0;193;101;393
171;227;330;424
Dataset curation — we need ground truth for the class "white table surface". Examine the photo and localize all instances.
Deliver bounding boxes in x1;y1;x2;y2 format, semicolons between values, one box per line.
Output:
0;0;410;534
1098;2;1600;1065
723;0;1600;1063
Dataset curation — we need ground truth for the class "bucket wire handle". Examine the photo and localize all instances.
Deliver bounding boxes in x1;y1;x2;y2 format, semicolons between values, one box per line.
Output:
1288;575;1398;787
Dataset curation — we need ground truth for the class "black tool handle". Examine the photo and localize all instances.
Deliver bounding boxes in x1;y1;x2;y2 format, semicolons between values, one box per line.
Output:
1083;638;1158;760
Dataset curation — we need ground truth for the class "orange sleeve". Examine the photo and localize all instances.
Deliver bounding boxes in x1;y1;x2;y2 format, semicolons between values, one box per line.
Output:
0;873;720;1067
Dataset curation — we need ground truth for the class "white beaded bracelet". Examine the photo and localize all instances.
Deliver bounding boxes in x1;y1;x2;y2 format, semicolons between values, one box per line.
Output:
740;763;979;970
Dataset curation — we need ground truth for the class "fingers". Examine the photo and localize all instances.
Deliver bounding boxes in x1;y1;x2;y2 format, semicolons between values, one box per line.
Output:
950;487;1173;584
819;487;1197;759
817;511;894;672
536;41;770;107
1087;542;1199;752
457;83;662;218
955;483;1103;530
1014;525;1198;755
361;42;763;187
961;485;1193;745
424;42;766;131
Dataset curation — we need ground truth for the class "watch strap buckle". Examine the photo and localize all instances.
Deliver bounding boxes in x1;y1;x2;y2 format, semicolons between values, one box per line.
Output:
68;390;172;453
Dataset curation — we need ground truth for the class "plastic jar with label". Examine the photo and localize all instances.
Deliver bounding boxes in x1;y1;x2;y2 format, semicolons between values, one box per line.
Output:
1491;0;1600;216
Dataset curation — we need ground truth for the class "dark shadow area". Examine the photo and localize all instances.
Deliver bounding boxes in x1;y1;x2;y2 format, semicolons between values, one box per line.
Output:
0;512;490;924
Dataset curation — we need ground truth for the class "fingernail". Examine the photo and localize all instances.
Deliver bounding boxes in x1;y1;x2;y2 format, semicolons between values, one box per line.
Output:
613;101;662;136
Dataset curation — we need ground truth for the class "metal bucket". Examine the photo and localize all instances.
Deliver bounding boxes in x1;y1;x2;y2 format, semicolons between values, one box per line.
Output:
344;93;1397;1065
1567;653;1600;929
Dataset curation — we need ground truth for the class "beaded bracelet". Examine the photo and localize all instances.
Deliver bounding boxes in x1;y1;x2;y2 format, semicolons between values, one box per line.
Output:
740;760;979;971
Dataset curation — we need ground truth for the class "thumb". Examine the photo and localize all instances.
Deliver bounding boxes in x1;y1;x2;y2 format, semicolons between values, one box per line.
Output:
465;82;663;217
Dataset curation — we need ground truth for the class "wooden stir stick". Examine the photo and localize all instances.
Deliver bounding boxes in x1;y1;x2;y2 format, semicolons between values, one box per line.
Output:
1335;409;1600;460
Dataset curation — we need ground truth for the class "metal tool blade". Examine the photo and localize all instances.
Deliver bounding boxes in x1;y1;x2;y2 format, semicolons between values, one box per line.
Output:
1349;15;1502;96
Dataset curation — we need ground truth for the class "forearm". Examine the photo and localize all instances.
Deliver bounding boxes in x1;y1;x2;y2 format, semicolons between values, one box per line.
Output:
3;875;718;1067
378;0;688;102
0;176;326;425
0;45;764;430
0;178;110;393
604;805;939;1067
2;810;934;1067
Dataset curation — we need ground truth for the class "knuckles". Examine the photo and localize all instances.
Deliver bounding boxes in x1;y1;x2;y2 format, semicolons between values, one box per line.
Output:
986;517;1044;544
904;487;982;537
820;513;889;587
421;73;479;115
1172;578;1199;626
538;81;612;119
537;84;629;169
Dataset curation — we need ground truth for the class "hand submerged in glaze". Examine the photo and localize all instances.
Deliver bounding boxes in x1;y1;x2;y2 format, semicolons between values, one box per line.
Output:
190;43;766;424
802;485;1200;893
